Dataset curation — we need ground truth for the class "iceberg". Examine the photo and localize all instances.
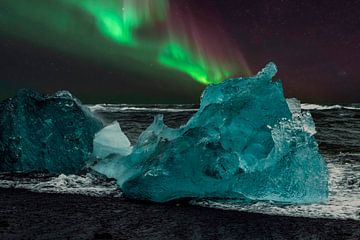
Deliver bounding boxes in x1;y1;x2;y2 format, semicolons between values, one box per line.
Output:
93;63;328;203
0;89;103;174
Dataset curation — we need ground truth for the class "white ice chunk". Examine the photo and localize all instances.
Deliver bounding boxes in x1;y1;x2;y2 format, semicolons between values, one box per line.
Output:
93;122;132;159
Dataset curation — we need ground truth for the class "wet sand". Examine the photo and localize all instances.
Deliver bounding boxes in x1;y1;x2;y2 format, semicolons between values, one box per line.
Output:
0;188;359;240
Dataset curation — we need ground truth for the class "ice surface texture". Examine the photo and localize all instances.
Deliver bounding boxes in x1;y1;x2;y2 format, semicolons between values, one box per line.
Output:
93;122;132;159
93;63;328;203
0;89;103;174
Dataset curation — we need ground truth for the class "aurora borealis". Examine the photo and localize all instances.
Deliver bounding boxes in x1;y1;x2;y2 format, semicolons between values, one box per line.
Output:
72;0;168;46
0;0;359;103
0;0;249;86
72;0;250;84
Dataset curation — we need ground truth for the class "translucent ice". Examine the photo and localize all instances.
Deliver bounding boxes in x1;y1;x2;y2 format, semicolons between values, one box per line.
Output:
0;89;103;174
93;121;132;159
93;63;328;203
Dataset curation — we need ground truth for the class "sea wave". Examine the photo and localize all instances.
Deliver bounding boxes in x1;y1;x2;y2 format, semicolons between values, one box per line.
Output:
88;103;360;113
301;104;360;111
0;173;121;197
88;104;198;113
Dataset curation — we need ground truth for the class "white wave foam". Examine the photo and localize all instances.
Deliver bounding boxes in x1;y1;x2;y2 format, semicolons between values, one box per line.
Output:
0;173;121;197
89;103;360;112
89;104;198;113
301;104;360;111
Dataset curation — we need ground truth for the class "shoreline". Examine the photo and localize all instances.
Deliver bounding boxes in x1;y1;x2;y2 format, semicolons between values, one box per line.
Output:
1;188;359;239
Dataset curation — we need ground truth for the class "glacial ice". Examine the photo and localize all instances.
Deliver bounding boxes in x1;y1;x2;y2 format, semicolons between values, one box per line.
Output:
93;121;132;159
93;62;329;203
0;89;103;174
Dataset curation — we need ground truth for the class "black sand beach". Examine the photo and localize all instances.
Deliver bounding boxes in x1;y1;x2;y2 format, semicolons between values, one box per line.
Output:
0;188;359;240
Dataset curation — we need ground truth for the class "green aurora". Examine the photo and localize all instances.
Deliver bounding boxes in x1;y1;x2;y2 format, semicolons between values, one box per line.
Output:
0;0;250;85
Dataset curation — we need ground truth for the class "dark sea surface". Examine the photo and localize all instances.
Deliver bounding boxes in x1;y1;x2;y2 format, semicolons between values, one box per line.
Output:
1;103;359;221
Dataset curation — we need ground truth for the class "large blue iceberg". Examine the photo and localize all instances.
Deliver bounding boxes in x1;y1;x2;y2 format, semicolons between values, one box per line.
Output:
93;63;329;203
0;89;103;174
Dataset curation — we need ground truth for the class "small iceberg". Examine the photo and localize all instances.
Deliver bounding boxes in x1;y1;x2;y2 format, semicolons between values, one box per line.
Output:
0;89;103;174
93;63;329;203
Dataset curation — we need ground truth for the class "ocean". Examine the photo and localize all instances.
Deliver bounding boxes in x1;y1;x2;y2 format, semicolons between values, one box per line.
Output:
1;103;359;221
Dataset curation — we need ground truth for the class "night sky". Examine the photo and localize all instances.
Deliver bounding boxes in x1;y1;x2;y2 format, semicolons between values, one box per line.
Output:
0;0;359;103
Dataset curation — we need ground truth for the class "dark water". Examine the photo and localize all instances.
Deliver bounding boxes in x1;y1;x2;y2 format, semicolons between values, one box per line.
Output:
1;103;359;220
